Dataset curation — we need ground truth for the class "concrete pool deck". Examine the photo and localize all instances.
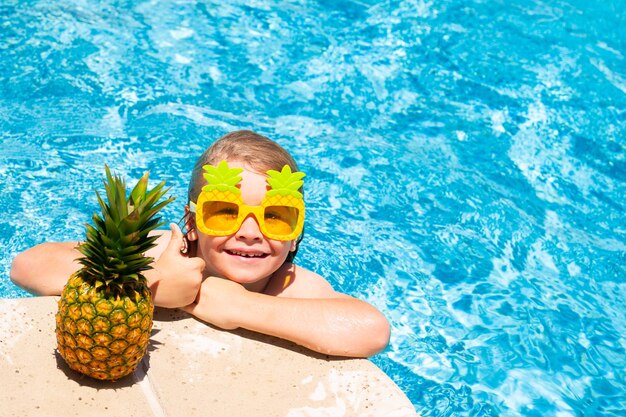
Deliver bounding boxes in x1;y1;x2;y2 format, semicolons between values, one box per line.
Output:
1;297;417;417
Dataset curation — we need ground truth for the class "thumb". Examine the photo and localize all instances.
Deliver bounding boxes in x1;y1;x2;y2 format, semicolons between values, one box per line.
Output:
165;222;185;254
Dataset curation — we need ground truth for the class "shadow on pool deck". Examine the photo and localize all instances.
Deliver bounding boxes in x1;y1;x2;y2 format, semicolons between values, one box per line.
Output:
1;297;417;417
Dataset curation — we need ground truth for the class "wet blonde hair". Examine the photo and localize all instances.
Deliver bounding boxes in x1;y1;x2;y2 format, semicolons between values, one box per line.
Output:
185;130;304;263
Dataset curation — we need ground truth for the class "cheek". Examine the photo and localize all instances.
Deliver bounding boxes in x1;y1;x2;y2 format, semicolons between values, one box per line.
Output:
196;235;223;258
270;240;293;258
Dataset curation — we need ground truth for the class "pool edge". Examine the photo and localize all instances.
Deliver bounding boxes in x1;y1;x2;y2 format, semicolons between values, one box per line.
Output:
1;296;418;417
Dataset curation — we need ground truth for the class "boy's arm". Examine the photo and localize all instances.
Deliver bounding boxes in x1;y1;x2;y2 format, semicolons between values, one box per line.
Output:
10;242;82;296
182;268;391;358
10;225;204;308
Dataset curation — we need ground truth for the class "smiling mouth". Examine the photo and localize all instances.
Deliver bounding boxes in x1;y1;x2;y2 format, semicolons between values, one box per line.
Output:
225;249;269;258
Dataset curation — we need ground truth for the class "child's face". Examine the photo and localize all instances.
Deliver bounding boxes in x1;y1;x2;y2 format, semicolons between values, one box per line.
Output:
194;161;295;291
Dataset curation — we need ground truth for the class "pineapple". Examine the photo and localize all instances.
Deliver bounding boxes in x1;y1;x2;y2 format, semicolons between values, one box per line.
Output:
55;166;173;381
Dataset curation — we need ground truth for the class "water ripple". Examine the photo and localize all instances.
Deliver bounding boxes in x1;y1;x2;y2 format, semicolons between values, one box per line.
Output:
2;0;626;415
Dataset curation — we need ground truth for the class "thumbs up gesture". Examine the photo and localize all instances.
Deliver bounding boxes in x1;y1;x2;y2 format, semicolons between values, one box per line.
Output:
148;223;205;308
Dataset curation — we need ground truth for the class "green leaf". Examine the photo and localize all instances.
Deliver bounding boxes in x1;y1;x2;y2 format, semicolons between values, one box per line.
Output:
78;165;174;290
200;161;243;194
265;165;305;198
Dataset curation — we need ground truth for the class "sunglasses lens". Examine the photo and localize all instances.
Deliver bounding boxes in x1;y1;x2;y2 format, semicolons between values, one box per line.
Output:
202;201;239;232
264;206;299;236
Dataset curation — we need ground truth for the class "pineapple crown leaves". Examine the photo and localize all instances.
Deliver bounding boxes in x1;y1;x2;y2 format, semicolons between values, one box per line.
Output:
201;160;243;194
266;165;305;199
77;166;175;292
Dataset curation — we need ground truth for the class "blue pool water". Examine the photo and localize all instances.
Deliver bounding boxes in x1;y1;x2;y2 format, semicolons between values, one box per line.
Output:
1;0;625;415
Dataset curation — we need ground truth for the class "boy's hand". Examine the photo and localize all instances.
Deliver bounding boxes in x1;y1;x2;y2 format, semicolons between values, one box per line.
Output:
148;223;205;308
181;277;246;330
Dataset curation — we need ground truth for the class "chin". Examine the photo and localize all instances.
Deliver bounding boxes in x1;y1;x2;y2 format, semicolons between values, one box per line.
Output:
220;267;271;284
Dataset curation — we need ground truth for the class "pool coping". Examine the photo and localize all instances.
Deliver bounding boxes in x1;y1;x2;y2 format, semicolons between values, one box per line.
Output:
1;296;417;417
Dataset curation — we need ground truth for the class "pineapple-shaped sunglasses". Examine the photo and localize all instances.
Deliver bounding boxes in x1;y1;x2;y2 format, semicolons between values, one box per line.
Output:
189;160;305;241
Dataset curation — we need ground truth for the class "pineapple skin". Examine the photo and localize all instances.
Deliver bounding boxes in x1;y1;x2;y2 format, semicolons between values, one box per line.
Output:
55;272;153;381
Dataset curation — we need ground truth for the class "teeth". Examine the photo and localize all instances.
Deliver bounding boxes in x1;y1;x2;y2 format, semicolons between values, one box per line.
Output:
230;250;263;258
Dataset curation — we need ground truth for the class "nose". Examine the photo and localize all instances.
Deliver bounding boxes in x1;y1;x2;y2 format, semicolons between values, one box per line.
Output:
235;215;263;242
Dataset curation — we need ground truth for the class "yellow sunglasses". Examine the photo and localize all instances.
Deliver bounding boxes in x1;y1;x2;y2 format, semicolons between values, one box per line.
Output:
189;161;305;241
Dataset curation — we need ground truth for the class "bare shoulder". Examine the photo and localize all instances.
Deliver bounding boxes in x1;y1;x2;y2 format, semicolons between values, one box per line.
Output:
265;263;349;299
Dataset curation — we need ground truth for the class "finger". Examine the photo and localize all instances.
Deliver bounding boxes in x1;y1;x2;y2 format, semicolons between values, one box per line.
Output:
169;222;182;240
187;256;206;271
165;223;185;254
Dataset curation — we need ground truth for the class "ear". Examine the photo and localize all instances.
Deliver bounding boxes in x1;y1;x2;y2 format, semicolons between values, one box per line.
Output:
289;240;297;252
184;205;199;241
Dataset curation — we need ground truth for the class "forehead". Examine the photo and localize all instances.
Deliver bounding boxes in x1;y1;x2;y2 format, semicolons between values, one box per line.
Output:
227;160;270;205
226;160;269;183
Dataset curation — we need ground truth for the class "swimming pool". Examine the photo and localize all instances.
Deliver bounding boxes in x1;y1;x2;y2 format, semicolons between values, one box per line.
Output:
1;0;625;415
